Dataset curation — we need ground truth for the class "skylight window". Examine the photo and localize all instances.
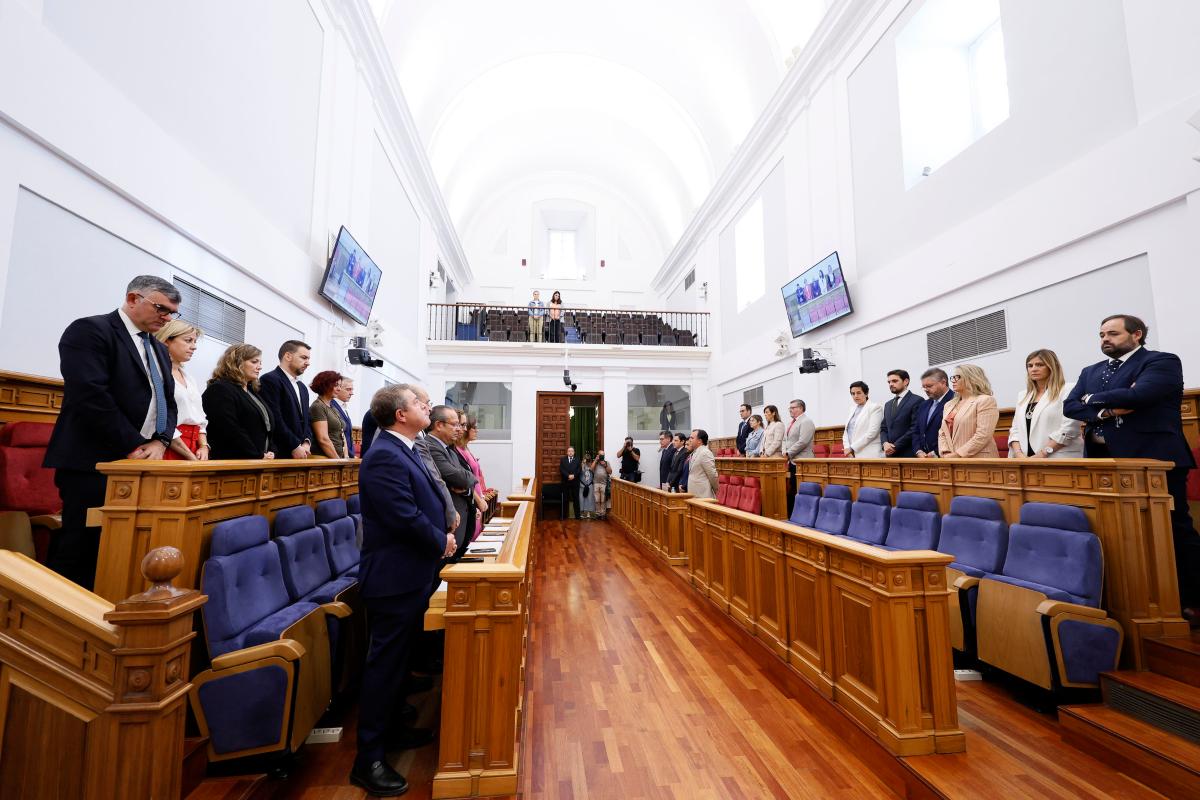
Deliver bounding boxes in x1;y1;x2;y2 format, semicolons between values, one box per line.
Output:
734;198;766;312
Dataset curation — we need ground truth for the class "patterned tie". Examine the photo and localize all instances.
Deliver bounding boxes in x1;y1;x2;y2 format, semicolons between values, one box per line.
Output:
139;332;168;436
1100;358;1122;387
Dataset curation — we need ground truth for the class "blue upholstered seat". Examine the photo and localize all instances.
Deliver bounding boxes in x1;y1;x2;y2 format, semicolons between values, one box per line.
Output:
992;503;1102;606
788;482;822;528
813;484;851;535
845;487;891;545
937;496;1008;577
316;498;360;578
880;491;941;551
274;505;356;604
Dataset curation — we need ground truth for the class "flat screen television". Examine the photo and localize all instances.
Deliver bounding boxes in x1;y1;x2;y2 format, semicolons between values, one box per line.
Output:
318;226;382;325
781;251;852;338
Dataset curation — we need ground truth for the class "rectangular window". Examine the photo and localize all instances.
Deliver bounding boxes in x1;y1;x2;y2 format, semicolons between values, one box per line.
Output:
734;198;766;311
627;385;691;434
547;229;577;279
444;382;512;440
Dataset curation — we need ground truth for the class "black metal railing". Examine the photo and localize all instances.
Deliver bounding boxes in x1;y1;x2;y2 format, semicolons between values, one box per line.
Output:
427;303;709;347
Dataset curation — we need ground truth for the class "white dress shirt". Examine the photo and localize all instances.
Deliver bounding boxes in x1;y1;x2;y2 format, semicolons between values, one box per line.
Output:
284;369;306;413
117;307;160;439
171;367;208;439
385;429;416;450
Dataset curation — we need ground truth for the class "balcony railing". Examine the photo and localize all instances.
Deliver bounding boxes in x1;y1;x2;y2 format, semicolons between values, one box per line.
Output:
427;303;709;347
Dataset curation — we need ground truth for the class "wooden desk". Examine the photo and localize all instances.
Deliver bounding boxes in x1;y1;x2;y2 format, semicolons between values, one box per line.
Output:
92;459;359;603
714;456;790;520
795;457;1188;668
0;369;63;427
611;479;692;565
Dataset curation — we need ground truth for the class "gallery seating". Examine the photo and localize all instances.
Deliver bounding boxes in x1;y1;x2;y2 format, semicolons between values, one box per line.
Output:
316;497;360;578
844;486;891;545
715;474;730;505
813;484;852;535
723;475;744;509
737;476;762;515
273;505;357;605
937;496;1009;653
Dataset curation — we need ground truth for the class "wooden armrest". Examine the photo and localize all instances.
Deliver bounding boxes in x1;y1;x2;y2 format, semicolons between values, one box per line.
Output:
321;600;353;619
1036;600;1108;619
953;575;980;591
28;514;62;530
210;639;306;670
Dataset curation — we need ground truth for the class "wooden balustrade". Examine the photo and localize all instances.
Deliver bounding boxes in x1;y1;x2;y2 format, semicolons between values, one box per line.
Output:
91;459;359;603
610;481;963;757
429;480;538;799
0;369;63;428
610;479;691;565
713;456;790;520
795;457;1188;668
0;545;205;798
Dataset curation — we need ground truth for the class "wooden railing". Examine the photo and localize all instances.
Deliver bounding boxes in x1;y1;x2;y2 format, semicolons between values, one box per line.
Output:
0;369;63;428
610;482;963;757
610;480;691;565
427;303;709;347
795;457;1186;668
91;458;359;603
0;545;205;797
429;478;538;799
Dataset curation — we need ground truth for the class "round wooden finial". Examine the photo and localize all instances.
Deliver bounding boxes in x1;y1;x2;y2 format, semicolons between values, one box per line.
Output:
139;546;185;598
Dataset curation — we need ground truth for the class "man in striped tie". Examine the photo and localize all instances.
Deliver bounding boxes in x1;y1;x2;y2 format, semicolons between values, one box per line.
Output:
44;275;180;589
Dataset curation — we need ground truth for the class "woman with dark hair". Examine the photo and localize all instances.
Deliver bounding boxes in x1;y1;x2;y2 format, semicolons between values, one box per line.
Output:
201;344;275;460
760;405;784;457
309;369;347;458
659;401;676;431
547;290;564;343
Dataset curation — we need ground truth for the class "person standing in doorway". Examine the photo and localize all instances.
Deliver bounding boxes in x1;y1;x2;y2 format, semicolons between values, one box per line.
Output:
560;446;581;519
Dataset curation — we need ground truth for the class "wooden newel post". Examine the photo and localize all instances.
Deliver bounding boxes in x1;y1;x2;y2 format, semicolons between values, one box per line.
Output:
100;546;207;799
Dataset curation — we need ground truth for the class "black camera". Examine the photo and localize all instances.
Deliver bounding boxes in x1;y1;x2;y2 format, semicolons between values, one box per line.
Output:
798;347;831;374
563;369;577;391
348;336;383;368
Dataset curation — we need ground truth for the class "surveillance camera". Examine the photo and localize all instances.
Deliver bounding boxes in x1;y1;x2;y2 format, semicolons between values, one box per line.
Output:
348;347;383;369
570;383;578;392
563;369;572;387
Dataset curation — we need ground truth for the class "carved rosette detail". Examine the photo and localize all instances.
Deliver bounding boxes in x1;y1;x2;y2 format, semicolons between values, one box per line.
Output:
164;483;181;500
453;590;468;605
1099;475;1113;488
1120;476;1133;488
115;483;132;499
892;573;906;587
498;590;512;605
128;668;151;692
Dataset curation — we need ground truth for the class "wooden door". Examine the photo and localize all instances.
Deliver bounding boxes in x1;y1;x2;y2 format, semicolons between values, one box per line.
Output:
536;394;571;486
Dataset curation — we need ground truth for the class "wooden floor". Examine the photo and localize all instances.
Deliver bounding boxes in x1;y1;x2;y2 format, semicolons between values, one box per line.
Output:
271;518;1167;799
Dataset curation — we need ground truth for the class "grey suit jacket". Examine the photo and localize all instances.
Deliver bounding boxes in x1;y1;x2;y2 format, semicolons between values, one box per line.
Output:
784;415;816;459
415;433;474;535
686;445;718;498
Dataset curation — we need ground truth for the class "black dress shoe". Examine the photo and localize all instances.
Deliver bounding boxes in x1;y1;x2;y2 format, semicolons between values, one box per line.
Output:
349;760;408;796
402;673;434;694
388;726;436;750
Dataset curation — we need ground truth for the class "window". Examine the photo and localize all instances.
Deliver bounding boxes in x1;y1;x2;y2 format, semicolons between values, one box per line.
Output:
444;382;512;440
896;0;1008;188
547;229;578;279
734;198;766;311
627;385;691;434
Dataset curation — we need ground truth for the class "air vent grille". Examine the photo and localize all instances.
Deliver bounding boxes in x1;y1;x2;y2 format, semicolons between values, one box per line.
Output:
927;309;1007;365
175;278;247;345
684;269;696;290
743;386;764;407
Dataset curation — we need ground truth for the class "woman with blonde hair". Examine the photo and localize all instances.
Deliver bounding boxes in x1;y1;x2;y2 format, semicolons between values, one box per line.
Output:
154;319;209;461
201;344;275;460
1008;349;1084;459
938;363;1000;458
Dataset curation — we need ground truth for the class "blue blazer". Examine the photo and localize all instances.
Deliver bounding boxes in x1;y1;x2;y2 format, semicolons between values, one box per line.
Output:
45;310;177;471
258;366;312;457
735;419;751;454
360;410;379;456
357;431;449;599
880;392;925;457
908;390;954;456
1063;348;1194;467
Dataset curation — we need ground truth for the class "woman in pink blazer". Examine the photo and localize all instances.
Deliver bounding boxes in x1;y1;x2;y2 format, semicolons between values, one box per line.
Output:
938;363;1000;458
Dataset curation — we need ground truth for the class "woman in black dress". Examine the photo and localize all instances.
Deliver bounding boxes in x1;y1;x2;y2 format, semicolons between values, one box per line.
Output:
202;344;276;460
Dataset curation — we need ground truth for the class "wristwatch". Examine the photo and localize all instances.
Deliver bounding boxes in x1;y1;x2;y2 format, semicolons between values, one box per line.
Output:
1042;446;1056;456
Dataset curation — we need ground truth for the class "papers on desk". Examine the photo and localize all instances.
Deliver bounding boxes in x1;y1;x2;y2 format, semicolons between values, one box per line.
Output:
488;517;514;524
466;543;498;555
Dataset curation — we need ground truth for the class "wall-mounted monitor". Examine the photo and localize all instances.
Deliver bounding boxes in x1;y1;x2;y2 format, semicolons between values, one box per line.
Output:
781;251;853;338
319;226;382;325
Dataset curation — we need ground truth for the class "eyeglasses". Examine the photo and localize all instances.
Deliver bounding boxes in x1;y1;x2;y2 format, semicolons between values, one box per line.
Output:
136;294;181;319
950;375;962;381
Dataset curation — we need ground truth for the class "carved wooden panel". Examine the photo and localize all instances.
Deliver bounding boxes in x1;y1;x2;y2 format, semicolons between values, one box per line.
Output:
0;370;65;427
535;394;571;486
0;676;89;799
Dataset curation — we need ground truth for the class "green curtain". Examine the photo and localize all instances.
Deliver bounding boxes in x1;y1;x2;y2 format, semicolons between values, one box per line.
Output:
569;406;598;459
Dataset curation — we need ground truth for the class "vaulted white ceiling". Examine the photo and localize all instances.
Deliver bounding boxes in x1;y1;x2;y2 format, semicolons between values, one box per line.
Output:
373;0;824;263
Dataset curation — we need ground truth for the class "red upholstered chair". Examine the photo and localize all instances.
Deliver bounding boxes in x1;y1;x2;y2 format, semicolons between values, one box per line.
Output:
828;442;847;458
1188;448;1200;525
737;477;762;515
716;474;730;505
812;443;829;458
724;476;744;509
0;422;62;562
993;433;1009;454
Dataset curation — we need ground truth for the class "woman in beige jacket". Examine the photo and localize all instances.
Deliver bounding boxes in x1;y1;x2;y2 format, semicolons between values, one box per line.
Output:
759;404;785;457
938;363;1000;458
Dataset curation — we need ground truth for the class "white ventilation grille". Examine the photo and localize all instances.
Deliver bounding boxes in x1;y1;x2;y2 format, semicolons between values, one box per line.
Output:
175;278;246;345
743;385;764;407
684;269;696;290
927;309;1007;365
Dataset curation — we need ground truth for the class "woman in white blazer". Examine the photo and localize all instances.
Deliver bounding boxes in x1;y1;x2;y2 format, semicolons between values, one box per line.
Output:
843;381;884;458
1007;349;1084;459
760;404;785;457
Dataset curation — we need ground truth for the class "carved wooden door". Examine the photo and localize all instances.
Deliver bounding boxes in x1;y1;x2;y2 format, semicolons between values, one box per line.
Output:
536;394;571;485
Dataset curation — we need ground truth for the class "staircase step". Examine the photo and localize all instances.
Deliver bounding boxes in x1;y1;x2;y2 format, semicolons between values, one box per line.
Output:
181;736;209;800
184;774;272;800
1101;670;1200;745
1145;632;1200;688
1060;704;1200;800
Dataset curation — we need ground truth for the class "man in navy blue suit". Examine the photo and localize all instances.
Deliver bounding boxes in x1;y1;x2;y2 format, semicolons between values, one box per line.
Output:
258;340;313;459
1064;314;1199;620
735;404;752;455
910;368;953;458
44;275;180;588
881;369;924;458
332;376;356;457
351;384;456;795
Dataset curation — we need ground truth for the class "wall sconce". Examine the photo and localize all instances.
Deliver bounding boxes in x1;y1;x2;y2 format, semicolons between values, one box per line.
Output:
521;258;527;267
699;281;709;300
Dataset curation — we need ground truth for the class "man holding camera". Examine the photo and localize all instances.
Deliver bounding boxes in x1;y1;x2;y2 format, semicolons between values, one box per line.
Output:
617;436;641;482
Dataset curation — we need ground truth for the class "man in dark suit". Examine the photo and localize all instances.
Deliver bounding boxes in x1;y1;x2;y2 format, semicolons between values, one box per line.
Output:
881;369;924;458
657;431;675;488
735;404;752;454
1064;314;1200;619
416;405;479;561
352;384;455;795
560;446;581;519
910;368;954;458
360;408;379;456
44;275;180;589
333;377;356;457
666;433;688;491
258;340;313;459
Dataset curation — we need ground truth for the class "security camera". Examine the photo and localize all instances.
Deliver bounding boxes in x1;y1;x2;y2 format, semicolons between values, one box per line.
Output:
798;347;832;374
570;383;578;392
348;336;383;368
563;369;572;387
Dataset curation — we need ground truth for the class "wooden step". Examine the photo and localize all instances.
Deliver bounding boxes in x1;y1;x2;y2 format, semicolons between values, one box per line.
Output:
1060;704;1200;800
1101;670;1200;746
1145;632;1200;688
183;774;272;800
1104;670;1200;715
181;737;209;800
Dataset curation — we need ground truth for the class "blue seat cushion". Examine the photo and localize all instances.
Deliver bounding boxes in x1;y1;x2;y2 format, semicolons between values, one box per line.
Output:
198;665;289;755
320;516;360;576
302;575;357;604
346;494;361;515
789;495;820;528
846;502;890;545
884;492;941;550
210;515;270;556
275;504;317;537
202;541;295;658
316;497;348;525
824;484;851;501
938;496;1008;574
243;600;322;649
814;498;850;535
1001;520;1102;607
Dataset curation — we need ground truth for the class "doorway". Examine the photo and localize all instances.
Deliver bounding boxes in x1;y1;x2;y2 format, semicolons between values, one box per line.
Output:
535;391;604;515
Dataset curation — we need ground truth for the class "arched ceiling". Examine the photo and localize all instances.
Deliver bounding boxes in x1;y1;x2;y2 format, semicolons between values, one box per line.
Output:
374;0;825;262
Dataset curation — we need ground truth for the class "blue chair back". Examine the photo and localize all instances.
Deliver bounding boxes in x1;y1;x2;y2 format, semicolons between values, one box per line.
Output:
884;491;941;550
201;515;292;657
1001;503;1102;606
316;498;359;577
274;505;337;601
814;484;852;535
937;496;1008;576
846;487;892;544
789;482;822;528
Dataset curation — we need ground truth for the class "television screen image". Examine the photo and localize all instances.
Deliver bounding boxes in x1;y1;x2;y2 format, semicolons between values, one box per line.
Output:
319;226;382;325
780;251;852;338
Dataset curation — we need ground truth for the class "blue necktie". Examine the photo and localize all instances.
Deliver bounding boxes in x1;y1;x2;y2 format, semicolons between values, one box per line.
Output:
926;398;938;424
139;332;168;436
1100;358;1122;387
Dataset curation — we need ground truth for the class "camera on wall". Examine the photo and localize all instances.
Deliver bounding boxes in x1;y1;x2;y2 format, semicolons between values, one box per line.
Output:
563;369;577;392
798;348;832;374
348;336;384;368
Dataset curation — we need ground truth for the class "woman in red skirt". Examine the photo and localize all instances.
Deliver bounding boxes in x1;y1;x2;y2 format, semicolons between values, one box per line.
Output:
155;320;210;460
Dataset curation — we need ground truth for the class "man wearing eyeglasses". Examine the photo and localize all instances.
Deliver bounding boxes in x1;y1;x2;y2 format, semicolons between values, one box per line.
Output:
44;275;181;589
